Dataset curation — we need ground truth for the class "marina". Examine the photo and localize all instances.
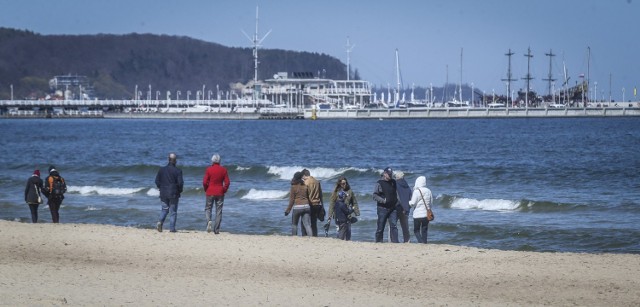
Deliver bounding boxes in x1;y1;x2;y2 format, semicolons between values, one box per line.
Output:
1;98;639;120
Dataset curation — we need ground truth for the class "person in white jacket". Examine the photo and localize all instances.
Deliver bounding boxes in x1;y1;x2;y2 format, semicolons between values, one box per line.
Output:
408;176;433;243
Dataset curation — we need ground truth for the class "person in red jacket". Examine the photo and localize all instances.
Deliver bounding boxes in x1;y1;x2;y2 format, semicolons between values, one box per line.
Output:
202;153;230;234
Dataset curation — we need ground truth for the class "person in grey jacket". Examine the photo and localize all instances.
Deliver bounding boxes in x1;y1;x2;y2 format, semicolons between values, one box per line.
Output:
24;169;44;223
393;171;412;243
155;153;184;233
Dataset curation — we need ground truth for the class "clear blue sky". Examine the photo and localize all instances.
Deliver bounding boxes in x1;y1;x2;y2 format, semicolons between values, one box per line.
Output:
1;0;638;100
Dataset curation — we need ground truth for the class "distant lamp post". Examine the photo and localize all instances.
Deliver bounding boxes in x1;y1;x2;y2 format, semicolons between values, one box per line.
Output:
187;91;191;100
10;84;13;101
135;85;138;100
202;85;206;100
156;91;160;100
208;90;213;100
148;85;152;101
177;91;181;100
622;88;625;102
166;91;171;101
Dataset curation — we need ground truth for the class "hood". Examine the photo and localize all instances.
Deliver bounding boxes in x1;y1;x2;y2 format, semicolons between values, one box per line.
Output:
413;176;427;189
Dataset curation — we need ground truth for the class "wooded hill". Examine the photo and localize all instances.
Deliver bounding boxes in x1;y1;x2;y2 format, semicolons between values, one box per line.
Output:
0;27;353;100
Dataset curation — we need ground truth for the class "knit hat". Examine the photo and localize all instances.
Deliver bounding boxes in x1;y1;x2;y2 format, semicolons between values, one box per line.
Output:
383;167;393;176
33;170;40;177
48;165;56;173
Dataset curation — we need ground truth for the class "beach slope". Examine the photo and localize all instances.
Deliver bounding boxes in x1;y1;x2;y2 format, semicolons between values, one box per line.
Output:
1;220;638;306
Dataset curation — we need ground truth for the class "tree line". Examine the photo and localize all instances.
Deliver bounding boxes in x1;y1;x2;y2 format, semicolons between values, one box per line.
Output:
0;28;349;100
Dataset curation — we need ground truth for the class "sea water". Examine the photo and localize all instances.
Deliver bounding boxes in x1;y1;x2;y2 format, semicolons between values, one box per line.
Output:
1;118;639;253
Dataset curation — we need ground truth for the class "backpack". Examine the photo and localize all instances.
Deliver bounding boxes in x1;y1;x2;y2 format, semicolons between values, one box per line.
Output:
50;176;66;197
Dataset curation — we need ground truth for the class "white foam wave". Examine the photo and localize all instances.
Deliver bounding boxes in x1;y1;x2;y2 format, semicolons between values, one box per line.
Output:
147;188;159;197
451;197;520;211
84;206;100;211
68;185;146;196
242;188;288;200
267;166;366;180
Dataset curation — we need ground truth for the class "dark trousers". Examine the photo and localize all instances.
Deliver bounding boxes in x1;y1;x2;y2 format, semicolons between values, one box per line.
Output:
375;206;398;243
28;203;39;223
337;222;351;241
414;217;430;243
48;198;62;223
391;205;410;242
302;204;322;237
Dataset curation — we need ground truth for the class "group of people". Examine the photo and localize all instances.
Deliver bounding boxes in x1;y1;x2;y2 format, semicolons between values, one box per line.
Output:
373;167;434;244
286;166;434;243
24;166;67;223
154;152;230;233
26;153;433;244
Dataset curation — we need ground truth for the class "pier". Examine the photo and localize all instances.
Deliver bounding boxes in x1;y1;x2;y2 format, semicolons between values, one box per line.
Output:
1;99;639;119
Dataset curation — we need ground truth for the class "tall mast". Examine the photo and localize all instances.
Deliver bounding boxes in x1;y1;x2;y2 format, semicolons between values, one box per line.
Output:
346;37;355;80
242;6;271;84
522;47;534;107
542;49;556;96
395;49;402;102
502;49;516;106
459;48;463;102
586;46;590;105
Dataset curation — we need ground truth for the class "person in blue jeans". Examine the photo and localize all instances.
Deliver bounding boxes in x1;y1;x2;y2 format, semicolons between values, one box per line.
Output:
372;167;399;243
155;152;184;233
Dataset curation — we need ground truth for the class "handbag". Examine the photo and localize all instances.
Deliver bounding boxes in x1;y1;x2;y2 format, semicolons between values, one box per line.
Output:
418;188;434;221
317;203;326;222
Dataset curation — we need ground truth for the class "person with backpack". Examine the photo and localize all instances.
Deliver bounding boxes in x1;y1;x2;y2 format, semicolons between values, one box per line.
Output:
44;165;66;223
24;169;44;223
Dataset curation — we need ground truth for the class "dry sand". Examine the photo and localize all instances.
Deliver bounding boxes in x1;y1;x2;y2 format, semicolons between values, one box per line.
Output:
1;220;639;306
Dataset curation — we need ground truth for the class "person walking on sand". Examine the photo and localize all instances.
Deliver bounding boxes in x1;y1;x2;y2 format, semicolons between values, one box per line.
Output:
393;171;412;243
284;172;312;236
409;176;434;244
327;176;360;238
155;153;184;233
25;169;44;223
43;166;66;223
373;167;399;243
203;153;230;234
302;169;324;237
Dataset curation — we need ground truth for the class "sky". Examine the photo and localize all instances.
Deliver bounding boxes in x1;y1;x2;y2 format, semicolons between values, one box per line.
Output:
1;0;638;101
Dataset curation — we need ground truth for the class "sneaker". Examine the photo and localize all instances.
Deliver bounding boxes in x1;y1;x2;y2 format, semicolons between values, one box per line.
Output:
156;221;163;232
206;221;213;233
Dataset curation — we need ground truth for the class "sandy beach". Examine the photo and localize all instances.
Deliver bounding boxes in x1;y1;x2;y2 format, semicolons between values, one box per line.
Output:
1;220;638;306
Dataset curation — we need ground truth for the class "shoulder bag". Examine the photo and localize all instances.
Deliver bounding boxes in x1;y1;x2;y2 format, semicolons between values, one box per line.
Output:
418;188;434;221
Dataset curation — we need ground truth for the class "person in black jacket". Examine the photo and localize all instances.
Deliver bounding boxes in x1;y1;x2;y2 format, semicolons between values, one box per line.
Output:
24;169;44;223
372;167;400;243
155;153;184;233
44;165;66;223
